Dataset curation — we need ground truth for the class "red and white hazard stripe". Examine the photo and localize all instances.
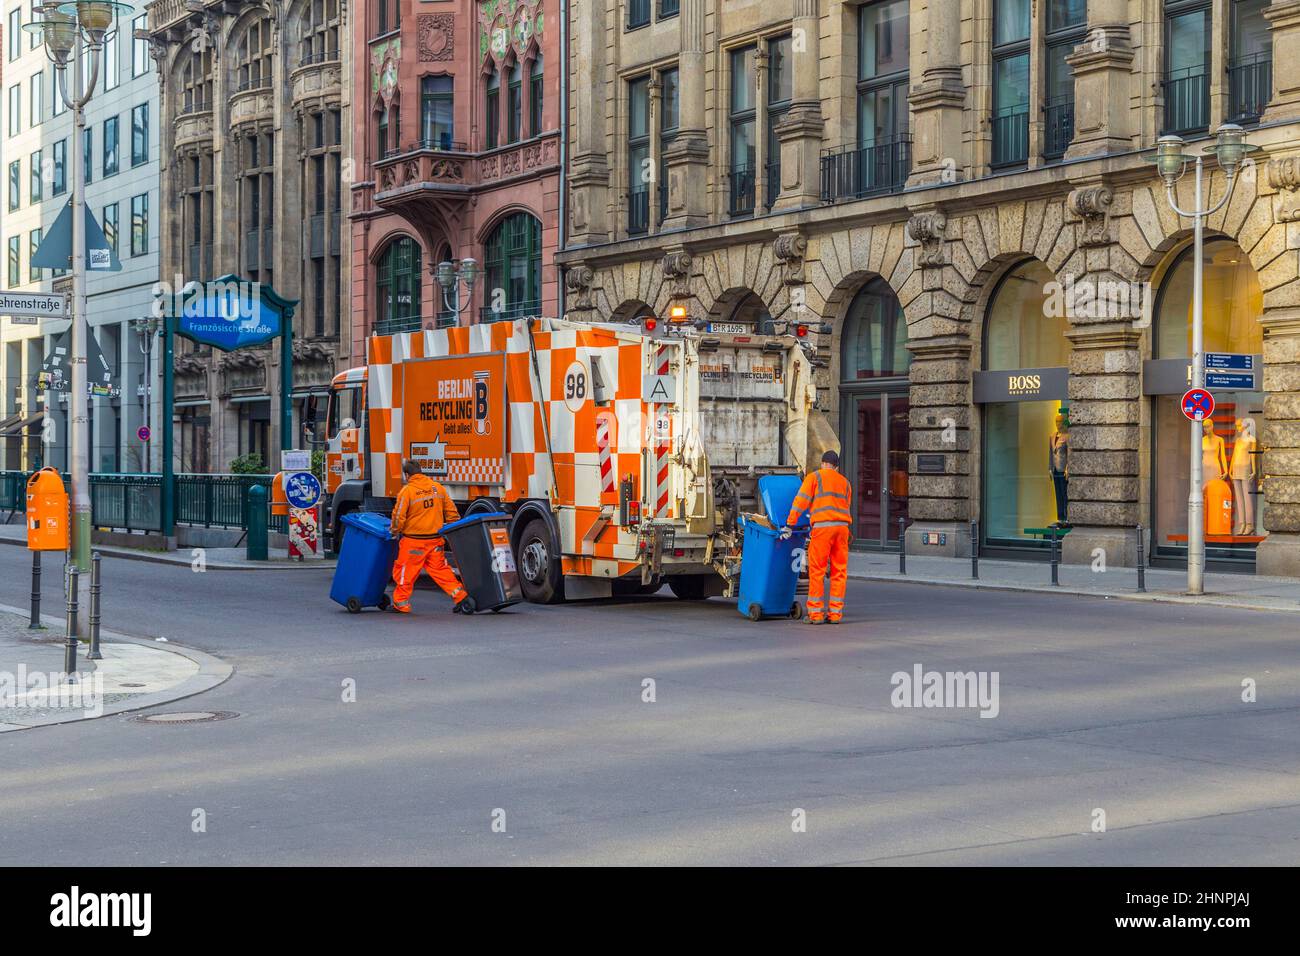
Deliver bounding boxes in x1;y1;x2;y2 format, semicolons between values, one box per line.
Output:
654;346;672;520
596;413;616;502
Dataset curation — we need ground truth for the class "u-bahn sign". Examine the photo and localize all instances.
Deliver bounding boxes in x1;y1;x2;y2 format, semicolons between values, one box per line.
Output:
163;275;296;352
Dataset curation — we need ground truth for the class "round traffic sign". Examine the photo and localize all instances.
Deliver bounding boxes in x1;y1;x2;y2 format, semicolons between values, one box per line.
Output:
136;425;151;442
284;471;322;510
1181;388;1215;421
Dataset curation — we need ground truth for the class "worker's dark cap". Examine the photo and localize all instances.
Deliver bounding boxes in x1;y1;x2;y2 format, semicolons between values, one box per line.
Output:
821;450;840;467
402;459;423;476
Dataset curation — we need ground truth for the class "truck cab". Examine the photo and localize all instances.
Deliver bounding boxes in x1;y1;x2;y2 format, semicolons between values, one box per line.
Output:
322;368;369;548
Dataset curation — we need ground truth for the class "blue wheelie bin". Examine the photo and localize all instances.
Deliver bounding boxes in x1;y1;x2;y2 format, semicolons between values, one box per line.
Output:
736;475;810;621
329;512;400;613
439;512;522;613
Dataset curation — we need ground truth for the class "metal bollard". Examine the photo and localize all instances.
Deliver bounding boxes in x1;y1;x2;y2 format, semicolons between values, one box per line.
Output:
29;551;41;628
64;565;79;676
1135;523;1147;592
246;484;269;561
898;516;906;574
1049;527;1060;586
971;520;979;580
87;553;103;661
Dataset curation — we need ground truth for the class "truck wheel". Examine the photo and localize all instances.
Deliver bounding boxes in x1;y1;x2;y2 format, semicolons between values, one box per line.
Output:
668;575;709;600
516;518;565;604
612;578;662;597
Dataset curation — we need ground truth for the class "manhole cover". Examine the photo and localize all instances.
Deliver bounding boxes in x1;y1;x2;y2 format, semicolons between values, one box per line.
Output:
120;682;146;688
132;711;238;725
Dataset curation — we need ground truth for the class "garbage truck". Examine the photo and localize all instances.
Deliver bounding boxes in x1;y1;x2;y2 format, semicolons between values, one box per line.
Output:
321;315;836;604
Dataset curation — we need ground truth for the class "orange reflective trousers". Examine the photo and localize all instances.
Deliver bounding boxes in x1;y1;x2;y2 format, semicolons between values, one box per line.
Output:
806;525;850;623
391;537;467;612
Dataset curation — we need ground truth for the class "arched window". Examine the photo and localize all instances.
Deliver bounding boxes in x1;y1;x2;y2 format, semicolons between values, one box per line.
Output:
485;70;500;149
840;278;909;380
236;18;275;92
483;213;542;322
723;291;774;333
507;60;523;143
299;0;341;66
979;258;1070;548
377;102;400;157
529;54;544;136
181;49;213;113
1152;239;1266;560
375;236;423;334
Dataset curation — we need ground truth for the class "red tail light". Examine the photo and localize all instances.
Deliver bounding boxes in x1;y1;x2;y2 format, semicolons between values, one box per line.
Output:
644;318;657;331
795;324;808;337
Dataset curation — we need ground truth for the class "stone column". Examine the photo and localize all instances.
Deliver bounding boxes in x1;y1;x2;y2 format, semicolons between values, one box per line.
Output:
903;210;974;556
663;0;710;229
648;78;662;233
753;50;769;214
1264;0;1300;123
567;0;609;244
1256;308;1300;575
772;0;823;211
1064;0;1134;159
907;2;965;187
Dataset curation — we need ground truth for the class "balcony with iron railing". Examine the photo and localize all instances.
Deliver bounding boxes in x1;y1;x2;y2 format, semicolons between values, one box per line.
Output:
1163;65;1210;136
819;135;911;204
729;164;756;217
627;185;649;235
991;106;1029;168
1042;96;1074;161
1227;52;1271;126
479;300;541;323
373;315;423;336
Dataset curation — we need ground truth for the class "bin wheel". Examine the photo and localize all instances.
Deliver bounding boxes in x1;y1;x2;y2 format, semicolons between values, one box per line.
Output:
747;603;763;622
377;594;391;611
790;602;803;620
346;597;362;614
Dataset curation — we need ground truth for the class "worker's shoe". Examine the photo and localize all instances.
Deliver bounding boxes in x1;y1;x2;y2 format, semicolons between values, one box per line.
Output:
827;616;842;625
805;615;824;625
391;605;411;614
452;597;475;614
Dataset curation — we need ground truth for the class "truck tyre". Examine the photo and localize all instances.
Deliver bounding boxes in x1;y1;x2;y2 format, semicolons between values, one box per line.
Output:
613;578;662;597
516;518;565;604
668;575;710;601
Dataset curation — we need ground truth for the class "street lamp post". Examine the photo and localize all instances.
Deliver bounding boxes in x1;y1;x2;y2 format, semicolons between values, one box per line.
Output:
132;317;160;471
1144;124;1258;595
435;258;479;324
27;1;133;633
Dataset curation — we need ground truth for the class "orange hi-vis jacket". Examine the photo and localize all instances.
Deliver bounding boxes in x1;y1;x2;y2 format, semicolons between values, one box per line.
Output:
390;474;460;538
786;466;853;528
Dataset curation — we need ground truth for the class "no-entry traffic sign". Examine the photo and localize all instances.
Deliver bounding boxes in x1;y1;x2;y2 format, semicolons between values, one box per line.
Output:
136;425;151;442
1182;388;1215;421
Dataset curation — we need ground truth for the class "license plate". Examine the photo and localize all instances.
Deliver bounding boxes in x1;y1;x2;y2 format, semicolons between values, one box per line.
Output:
707;322;747;334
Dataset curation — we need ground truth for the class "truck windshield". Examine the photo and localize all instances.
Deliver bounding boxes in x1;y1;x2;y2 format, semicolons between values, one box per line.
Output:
327;385;361;439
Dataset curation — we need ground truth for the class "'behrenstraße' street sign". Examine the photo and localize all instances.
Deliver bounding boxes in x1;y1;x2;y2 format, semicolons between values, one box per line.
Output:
0;291;68;325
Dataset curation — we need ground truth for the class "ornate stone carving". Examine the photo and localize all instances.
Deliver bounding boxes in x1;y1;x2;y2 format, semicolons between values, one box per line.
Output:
773;233;807;285
565;265;594;311
1069;185;1114;246
418;14;455;61
907;211;948;267
661;252;693;298
174;355;207;377
1268;157;1300;221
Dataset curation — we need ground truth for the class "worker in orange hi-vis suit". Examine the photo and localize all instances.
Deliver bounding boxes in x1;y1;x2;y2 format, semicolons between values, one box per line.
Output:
782;450;853;625
389;459;471;614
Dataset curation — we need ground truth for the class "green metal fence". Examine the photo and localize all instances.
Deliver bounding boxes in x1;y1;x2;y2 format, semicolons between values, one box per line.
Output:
1;471;291;534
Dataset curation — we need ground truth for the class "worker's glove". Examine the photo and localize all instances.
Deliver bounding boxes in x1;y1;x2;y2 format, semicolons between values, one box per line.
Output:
779;526;793;540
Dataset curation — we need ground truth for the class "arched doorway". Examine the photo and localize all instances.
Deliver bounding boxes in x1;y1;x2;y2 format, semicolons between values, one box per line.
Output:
710;290;776;333
374;235;423;334
975;259;1070;551
839;277;910;548
1148;239;1264;566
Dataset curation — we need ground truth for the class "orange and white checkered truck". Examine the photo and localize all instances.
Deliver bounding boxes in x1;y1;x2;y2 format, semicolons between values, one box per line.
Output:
322;316;833;604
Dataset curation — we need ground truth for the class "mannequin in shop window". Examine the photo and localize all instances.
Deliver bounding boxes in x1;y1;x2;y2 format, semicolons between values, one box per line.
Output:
1202;419;1228;481
1203;420;1233;536
1231;417;1257;535
1049;411;1070;526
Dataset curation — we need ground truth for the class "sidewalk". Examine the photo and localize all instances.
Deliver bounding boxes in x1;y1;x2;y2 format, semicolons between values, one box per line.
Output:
849;549;1300;613
0;521;334;569
0;604;231;732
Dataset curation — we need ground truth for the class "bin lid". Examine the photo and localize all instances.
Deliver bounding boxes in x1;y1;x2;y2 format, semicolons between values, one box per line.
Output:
758;474;809;528
441;511;510;534
341;512;393;536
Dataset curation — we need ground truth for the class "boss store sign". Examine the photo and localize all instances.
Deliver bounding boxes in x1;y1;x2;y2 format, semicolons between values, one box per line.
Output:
972;366;1069;403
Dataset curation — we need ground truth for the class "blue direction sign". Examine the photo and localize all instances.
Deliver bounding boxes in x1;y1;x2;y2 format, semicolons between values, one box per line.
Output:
1182;388;1215;421
174;277;289;351
284;471;322;510
1205;352;1254;370
1206;372;1256;390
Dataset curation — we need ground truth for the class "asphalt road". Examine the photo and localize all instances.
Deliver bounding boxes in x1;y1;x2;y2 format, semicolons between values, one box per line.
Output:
1;543;1297;866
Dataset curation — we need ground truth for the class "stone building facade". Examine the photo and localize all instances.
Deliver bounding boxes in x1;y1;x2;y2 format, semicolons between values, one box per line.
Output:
558;0;1300;576
346;0;560;364
146;0;352;472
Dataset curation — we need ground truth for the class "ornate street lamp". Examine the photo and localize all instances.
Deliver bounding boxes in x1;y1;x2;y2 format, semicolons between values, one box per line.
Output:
25;0;134;636
1143;124;1259;595
436;258;479;323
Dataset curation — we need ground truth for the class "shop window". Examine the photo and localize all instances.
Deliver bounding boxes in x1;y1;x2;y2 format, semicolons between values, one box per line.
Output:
1149;240;1265;563
841;278;910;380
976;259;1071;548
